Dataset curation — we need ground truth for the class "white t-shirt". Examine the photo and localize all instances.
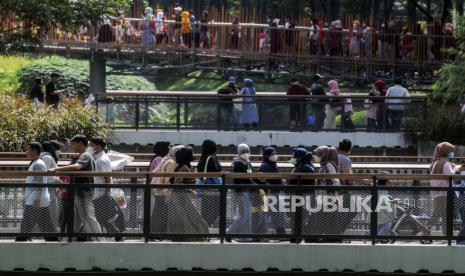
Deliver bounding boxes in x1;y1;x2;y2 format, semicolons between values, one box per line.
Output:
25;159;50;207
93;151;112;199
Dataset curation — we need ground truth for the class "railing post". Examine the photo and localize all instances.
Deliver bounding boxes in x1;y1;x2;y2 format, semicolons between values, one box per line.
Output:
217;96;222;131
135;96;140;130
294;176;303;244
143;174;151;243
370;175;378;245
219;174;227;243
67;175;76;242
176;96;181;130
447;176;454;246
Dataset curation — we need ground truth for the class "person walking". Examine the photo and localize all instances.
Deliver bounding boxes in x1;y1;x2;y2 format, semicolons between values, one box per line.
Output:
287;77;309;130
428;142;462;237
167;147;209;240
196;139;222;227
227;144;255;241
217;77;240;130
385;78;410;130
258;147;286;235
16;142;57;242
50;135;103;241
45;73;65;108
148;141;171;182
89;138;125;240
239;79;259;131
151;145;184;236
324;80;341;130
30;78;44;106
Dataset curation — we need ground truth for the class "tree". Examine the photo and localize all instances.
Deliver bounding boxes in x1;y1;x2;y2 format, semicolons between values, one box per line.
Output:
0;0;131;51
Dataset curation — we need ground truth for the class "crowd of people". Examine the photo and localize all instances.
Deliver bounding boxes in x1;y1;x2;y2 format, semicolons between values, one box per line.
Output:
42;3;456;64
217;74;411;131
16;134;465;244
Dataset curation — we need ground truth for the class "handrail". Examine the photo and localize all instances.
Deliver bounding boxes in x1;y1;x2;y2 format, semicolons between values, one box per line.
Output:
100;91;428;99
0;171;458;180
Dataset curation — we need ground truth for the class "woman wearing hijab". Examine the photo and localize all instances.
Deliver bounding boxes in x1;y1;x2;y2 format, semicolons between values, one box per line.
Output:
167;147;209;240
289;148;315;185
239;79;259;131
427;142;462;236
288;148;315;242
196;139;222;226
227;144;255;241
149;141;170;182
313;146;355;241
41;140;63;239
258;147;286;235
150;145;184;236
313;146;340;186
324;80;341;130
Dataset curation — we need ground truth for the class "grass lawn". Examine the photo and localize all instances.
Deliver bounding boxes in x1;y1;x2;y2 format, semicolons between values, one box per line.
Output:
0;56;32;95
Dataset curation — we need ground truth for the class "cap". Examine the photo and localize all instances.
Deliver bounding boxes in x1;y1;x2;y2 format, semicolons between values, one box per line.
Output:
228;76;236;84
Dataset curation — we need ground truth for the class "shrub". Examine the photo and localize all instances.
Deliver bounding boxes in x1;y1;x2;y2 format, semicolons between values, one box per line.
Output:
0;95;110;152
0;56;31;95
18;56;156;98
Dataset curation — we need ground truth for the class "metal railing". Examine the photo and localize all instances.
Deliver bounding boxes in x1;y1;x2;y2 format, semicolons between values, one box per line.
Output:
96;92;427;132
3;16;454;81
1;171;465;245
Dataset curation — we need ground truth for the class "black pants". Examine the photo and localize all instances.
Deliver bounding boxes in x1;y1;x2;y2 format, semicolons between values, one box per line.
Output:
312;105;325;131
151;195;168;234
93;195;121;234
17;205;57;241
200;193;219;226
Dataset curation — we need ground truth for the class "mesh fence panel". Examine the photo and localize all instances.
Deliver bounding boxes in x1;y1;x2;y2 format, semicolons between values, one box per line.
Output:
301;189;371;236
150;185;215;240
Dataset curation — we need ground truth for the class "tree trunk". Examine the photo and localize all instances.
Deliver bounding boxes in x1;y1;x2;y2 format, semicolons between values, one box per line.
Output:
441;0;453;25
407;0;417;30
370;0;380;26
329;0;340;20
409;0;433;22
457;0;464;16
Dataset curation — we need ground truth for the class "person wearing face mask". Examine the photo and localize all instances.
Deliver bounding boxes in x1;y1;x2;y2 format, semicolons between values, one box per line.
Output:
227;144;255;241
427;142;464;237
89;138;125;241
258;147;286;235
313;146;340;186
288;148;315;243
50;134;103;240
289;148;315;185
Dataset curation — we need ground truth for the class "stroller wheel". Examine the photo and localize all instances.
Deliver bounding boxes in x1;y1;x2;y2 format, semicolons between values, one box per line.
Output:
420;239;433;244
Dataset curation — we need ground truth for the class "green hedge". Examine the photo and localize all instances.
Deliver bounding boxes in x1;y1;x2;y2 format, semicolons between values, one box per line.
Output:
18;56;156;98
0;95;110;152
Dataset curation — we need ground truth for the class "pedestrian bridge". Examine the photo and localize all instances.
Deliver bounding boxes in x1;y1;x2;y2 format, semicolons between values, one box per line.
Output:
96;91;426;148
0;172;464;273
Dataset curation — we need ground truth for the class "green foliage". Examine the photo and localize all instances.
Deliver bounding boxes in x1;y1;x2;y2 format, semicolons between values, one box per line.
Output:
18;56;156;98
428;16;465;105
404;105;465;145
406;16;465;144
0;0;131;51
0;56;31;95
0;96;110;152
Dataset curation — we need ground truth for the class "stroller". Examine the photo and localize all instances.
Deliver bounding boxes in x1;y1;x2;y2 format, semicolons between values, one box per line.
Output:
382;199;432;244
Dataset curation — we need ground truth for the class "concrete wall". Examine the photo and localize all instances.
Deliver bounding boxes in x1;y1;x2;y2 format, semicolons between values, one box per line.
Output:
112;130;407;148
0;242;464;272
